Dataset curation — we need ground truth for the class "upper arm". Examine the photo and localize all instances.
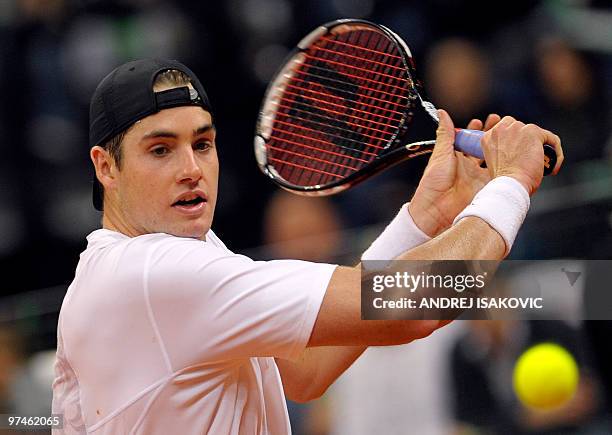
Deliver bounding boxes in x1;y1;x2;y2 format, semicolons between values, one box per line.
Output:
144;238;336;368
308;265;440;347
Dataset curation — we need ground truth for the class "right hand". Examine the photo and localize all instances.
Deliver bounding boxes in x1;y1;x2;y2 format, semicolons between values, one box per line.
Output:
481;116;563;195
409;110;497;237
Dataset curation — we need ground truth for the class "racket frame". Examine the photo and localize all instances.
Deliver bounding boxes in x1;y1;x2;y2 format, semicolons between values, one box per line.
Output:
255;19;460;196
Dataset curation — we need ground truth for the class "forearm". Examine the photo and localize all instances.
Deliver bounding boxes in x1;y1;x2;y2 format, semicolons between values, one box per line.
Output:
309;216;504;347
397;216;505;261
276;345;367;403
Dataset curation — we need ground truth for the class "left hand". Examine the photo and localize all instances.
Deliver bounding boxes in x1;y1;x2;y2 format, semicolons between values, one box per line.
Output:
409;109;500;237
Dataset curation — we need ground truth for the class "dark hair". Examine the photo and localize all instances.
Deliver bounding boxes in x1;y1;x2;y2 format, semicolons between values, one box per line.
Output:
103;130;127;169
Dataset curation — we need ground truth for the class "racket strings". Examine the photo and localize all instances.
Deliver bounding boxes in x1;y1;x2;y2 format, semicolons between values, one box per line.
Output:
268;27;414;187
291;67;408;103
285;82;405;116
275;94;400;134
288;64;409;101
308;29;405;184
275;71;400;180
267;158;343;179
278;102;391;141
301;54;410;89
272;120;380;156
320;30;403;180
319;29;408;135
267;129;372;163
319;36;403;60
273;107;383;174
344;29;406;132
306;45;407;72
273;114;380;155
267;145;360;171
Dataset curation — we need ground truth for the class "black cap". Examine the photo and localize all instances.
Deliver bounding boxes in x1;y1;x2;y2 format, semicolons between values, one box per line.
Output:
89;58;212;211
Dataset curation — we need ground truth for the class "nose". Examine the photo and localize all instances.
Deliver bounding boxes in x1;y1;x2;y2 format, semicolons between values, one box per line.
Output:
176;147;202;184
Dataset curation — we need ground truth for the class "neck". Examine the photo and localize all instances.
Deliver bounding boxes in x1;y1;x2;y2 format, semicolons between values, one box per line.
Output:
101;204;139;238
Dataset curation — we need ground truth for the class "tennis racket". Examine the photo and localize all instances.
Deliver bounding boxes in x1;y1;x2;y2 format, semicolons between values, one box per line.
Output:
254;19;558;195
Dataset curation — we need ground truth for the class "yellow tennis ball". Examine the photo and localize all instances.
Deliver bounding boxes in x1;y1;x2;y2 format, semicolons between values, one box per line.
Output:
513;343;579;410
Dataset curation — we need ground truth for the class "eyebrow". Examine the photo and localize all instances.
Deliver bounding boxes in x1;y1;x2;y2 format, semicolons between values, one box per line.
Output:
141;123;215;141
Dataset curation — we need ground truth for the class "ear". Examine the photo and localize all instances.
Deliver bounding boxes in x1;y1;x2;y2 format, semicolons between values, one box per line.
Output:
90;146;118;190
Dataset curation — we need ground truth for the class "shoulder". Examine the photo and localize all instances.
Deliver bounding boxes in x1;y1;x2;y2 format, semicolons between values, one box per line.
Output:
93;231;228;263
141;232;238;266
77;231;241;294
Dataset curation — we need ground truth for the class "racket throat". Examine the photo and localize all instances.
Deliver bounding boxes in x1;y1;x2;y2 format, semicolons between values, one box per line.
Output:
420;100;439;122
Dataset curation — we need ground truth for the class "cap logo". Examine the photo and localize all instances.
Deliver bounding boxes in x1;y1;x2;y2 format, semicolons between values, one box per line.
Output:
189;88;199;101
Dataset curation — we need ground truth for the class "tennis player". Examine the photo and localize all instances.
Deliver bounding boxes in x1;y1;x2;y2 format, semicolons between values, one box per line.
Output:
52;59;562;434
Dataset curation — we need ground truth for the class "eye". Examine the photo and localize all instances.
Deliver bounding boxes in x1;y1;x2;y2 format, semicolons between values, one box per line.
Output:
151;146;169;156
194;141;213;152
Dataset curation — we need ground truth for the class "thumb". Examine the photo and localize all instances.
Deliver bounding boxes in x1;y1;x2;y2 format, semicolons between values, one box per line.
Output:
431;109;455;159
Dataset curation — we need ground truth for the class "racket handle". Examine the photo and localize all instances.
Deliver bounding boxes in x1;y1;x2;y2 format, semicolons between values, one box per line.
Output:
454;129;484;159
454;128;557;176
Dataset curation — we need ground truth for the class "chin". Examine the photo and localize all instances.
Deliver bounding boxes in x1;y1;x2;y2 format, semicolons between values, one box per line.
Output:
174;222;210;240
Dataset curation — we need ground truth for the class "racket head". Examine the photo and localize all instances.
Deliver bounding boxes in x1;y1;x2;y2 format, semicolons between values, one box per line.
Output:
254;19;431;196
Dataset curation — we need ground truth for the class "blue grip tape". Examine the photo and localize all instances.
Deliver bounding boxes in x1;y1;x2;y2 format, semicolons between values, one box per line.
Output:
454;129;484;159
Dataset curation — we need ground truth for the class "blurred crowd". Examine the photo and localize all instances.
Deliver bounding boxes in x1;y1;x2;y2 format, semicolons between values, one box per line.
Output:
0;0;611;434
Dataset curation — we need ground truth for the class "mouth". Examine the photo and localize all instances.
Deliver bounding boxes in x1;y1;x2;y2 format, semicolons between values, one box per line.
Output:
172;191;207;213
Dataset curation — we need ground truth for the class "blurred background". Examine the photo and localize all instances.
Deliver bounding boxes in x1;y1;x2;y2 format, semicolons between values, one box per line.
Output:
0;0;611;433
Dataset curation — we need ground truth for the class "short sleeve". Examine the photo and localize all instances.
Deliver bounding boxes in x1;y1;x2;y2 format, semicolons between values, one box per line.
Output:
143;236;336;370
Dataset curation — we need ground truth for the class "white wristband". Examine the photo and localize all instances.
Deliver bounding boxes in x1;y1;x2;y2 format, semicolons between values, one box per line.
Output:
453;176;530;255
362;203;431;262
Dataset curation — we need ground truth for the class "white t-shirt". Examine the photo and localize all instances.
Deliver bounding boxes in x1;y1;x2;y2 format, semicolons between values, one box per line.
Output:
52;229;336;434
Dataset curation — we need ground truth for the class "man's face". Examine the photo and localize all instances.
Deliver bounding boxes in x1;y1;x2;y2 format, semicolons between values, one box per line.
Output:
107;106;219;239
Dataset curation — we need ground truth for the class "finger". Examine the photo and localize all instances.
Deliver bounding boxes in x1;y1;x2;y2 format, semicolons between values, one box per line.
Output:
458;156;491;187
432;109;456;159
467;118;483;130
539;128;564;175
456;152;487;175
523;124;563;175
468;155;485;166
497;115;516;128
552;137;564;175
484;114;501;131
